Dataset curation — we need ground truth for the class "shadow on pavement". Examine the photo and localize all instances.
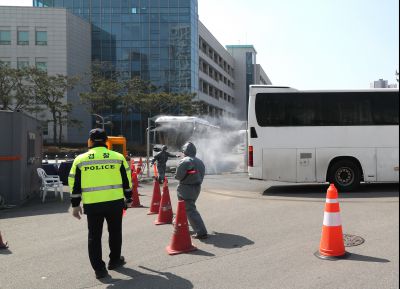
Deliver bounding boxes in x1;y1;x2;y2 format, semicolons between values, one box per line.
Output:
0;248;12;255
201;232;255;249
100;266;193;289
263;183;399;199
191;249;215;257
346;253;391;263
0;192;70;219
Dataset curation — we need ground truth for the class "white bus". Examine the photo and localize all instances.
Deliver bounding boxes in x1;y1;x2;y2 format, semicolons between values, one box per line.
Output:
248;85;399;191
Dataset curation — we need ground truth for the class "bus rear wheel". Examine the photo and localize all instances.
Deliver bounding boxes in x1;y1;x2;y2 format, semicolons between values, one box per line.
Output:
329;160;361;192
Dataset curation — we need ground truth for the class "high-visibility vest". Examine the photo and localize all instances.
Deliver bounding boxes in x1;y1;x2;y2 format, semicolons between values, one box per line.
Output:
68;147;132;205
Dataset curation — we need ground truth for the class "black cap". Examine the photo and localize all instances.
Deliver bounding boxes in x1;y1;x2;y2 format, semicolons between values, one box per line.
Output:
89;128;108;142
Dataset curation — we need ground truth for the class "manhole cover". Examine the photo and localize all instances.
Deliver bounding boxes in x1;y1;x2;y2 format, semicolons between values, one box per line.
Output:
343;234;365;247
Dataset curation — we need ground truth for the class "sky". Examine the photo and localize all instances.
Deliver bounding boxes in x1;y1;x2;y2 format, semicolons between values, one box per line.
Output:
1;0;398;89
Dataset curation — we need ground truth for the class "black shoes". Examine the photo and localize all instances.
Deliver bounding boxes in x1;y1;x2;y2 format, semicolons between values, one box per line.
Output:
95;256;125;278
108;256;126;270
95;268;108;279
191;233;208;240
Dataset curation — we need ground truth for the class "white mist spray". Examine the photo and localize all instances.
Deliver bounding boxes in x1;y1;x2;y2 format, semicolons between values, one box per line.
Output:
153;116;247;175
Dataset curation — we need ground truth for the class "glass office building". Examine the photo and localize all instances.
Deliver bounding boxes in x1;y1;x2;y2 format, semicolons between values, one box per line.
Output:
34;0;199;93
33;0;199;142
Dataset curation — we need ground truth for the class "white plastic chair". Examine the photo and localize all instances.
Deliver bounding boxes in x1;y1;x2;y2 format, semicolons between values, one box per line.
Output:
37;168;64;202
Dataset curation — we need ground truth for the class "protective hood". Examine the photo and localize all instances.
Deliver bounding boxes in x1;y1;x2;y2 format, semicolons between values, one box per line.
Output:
182;142;196;157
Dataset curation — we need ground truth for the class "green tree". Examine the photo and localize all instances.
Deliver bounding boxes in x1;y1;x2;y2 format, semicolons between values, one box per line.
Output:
30;68;78;145
123;77;196;116
0;64;35;111
80;62;122;114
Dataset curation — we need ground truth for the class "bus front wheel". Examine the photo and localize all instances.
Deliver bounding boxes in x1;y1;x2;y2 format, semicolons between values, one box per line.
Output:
329;160;361;192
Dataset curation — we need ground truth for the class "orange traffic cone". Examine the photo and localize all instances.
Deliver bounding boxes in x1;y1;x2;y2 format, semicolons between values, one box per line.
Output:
153;165;159;179
147;179;161;215
0;231;8;250
166;200;197;255
155;178;173;225
130;183;143;208
137;157;143;174
315;184;349;260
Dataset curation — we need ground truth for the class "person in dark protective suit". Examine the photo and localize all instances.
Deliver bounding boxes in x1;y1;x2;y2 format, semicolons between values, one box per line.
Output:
151;145;178;183
175;142;208;239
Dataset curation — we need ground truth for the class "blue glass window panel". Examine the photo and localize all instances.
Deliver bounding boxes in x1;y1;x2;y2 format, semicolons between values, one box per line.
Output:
150;0;159;7
0;30;11;45
17;31;29;45
179;0;190;7
92;0;100;8
111;23;121;38
111;15;121;22
122;23;141;40
35;31;47;45
110;0;121;8
169;0;179;7
180;8;190;14
160;48;169;59
179;15;190;22
101;13;111;22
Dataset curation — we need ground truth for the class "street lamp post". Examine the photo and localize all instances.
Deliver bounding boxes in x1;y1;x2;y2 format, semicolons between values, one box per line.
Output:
92;114;112;131
146;118;151;178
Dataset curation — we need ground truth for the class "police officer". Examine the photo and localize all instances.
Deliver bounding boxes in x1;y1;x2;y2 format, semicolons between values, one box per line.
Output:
151;145;178;184
69;128;132;279
175;142;208;239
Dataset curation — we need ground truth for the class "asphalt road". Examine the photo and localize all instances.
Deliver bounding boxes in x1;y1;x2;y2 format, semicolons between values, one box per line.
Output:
0;174;398;289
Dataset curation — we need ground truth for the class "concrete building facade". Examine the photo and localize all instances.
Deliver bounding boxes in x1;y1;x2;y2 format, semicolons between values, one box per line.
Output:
227;45;272;120
0;6;91;143
198;21;236;117
1;2;272;144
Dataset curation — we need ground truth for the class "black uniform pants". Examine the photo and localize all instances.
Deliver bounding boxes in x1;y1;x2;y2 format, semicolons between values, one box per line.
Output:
87;207;123;271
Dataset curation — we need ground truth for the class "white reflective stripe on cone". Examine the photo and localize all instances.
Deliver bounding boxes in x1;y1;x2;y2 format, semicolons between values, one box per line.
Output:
325;199;339;204
323;212;342;226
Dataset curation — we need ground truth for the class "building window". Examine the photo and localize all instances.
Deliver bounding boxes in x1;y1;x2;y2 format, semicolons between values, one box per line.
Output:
0;58;11;67
17;29;29;45
131;8;137;14
35;30;47;45
35;58;47;72
0;29;11;45
17;58;30;69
